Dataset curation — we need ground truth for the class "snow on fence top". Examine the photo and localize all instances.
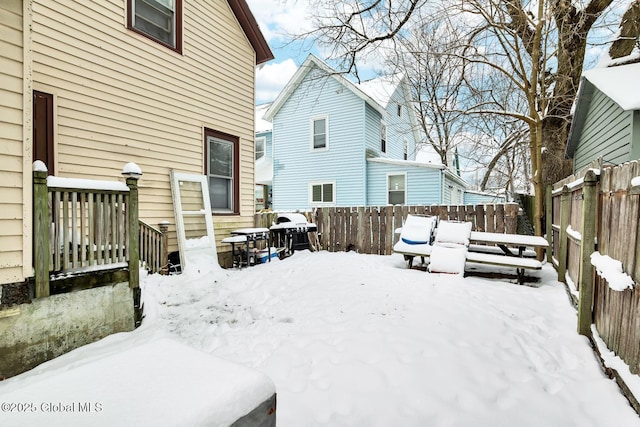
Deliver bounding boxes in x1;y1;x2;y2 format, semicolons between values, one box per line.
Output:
590;252;635;291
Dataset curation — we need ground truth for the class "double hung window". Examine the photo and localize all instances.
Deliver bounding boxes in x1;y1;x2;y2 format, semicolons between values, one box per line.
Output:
311;116;328;150
388;174;406;205
205;129;239;214
129;0;182;52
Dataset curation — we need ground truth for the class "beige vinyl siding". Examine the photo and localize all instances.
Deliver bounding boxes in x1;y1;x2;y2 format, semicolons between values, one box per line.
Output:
31;0;258;254
0;0;25;284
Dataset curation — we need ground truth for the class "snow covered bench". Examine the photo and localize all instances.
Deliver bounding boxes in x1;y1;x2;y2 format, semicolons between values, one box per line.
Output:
392;215;437;269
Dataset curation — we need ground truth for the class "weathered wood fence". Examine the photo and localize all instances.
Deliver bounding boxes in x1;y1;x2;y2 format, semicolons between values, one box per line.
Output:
256;203;519;255
550;159;640;378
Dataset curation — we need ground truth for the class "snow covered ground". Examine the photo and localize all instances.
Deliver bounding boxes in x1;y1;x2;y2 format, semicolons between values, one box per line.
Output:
2;250;639;426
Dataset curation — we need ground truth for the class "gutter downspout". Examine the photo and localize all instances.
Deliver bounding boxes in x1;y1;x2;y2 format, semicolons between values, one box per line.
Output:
363;100;367;206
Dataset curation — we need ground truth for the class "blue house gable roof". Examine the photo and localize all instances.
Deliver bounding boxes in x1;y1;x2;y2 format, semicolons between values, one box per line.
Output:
260;54;467;210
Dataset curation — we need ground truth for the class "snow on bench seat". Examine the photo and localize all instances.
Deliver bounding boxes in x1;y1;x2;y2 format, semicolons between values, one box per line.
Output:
468;244;537;258
465;252;542;270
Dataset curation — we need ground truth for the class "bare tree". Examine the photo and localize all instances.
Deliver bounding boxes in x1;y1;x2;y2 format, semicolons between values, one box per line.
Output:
299;0;617;239
387;14;470;166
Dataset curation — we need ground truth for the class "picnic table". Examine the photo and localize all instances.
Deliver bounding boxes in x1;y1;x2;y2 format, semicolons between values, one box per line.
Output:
469;231;549;257
467;231;549;283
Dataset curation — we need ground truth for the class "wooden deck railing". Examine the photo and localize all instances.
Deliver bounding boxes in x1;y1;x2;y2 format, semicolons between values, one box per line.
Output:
139;220;169;274
33;163;141;298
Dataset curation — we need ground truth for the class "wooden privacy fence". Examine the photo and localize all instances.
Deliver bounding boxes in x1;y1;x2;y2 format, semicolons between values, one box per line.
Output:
256;203;519;255
550;159;640;376
33;165;140;298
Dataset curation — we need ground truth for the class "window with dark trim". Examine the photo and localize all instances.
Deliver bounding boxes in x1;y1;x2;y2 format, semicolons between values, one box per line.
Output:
128;0;182;53
381;121;387;153
33;91;54;175
204;129;239;214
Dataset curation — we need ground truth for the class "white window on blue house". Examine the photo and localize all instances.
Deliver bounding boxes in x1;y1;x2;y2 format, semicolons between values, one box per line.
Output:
387;173;406;205
381;121;387;153
255;136;266;160
403;139;408;160
311;116;328;150
310;181;335;206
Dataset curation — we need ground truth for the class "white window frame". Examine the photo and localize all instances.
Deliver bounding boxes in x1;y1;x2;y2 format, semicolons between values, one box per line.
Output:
310;115;329;151
381;120;387;154
130;0;179;49
255;136;266;160
387;172;406;205
309;181;336;206
403;138;408;160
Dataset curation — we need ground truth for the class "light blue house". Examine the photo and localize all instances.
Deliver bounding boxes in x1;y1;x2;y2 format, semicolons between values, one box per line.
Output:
260;54;468;211
566;61;640;172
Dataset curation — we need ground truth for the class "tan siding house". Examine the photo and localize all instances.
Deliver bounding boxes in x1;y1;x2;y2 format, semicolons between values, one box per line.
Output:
0;0;26;285
0;0;272;284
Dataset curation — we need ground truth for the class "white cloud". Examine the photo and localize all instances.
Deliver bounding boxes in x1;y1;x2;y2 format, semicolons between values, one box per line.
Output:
246;0;315;43
256;58;298;103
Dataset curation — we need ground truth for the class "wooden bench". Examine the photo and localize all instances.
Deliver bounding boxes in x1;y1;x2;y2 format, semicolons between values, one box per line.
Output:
465;251;542;284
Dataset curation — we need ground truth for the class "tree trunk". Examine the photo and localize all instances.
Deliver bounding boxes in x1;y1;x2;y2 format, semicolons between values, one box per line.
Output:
541;116;573;187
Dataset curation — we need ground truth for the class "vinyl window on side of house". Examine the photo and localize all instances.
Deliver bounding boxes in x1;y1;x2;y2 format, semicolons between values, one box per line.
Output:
310;181;335;206
311;116;328;151
387;173;406;205
403;139;408;160
128;0;182;53
255;136;266;160
381;121;387;154
205;129;239;214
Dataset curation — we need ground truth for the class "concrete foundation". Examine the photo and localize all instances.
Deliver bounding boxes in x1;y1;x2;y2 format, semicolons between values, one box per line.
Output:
0;282;134;378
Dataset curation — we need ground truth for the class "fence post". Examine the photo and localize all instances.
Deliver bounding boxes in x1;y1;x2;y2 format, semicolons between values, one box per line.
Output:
558;185;570;283
159;221;170;275
577;170;599;336
545;184;553;263
123;164;141;289
33;165;50;298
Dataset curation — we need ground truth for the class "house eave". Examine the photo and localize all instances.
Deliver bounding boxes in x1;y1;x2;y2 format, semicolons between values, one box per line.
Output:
264;54;387;121
367;157;445;170
227;0;274;65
